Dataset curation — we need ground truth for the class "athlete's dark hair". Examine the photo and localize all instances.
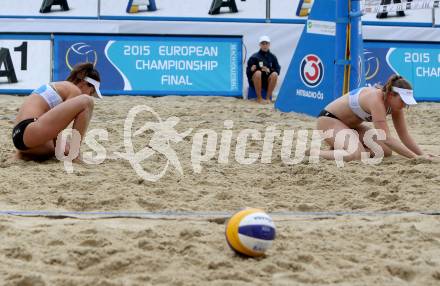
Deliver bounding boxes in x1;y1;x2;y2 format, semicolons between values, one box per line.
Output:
66;62;100;84
382;74;412;101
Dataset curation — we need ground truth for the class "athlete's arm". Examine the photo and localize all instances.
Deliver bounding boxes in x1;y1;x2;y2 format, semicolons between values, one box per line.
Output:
391;109;424;156
369;95;417;159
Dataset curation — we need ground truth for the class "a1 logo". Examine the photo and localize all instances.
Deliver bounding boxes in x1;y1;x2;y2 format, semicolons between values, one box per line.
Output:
0;42;28;84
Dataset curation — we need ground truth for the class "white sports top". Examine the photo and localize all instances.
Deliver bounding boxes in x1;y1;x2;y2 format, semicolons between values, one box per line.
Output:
349;87;391;122
349;88;372;122
32;83;63;109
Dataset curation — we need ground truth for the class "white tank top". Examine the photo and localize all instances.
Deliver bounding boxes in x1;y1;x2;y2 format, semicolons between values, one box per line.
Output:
348;87;391;122
349;88;372;122
32;83;63;109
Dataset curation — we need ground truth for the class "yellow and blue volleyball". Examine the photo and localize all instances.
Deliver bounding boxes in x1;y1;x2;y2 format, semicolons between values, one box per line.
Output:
225;208;276;257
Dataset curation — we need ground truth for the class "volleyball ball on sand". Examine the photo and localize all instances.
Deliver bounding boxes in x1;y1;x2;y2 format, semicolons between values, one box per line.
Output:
225;208;276;257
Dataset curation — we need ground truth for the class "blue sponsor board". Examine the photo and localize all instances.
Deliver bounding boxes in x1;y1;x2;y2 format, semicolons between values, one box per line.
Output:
53;35;242;96
275;0;338;116
364;42;440;102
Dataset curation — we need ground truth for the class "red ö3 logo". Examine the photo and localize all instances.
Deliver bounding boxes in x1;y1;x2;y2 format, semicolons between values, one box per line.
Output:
299;54;324;88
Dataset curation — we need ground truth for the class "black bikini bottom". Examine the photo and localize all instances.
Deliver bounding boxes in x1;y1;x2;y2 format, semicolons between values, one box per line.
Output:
12;118;36;151
318;109;340;121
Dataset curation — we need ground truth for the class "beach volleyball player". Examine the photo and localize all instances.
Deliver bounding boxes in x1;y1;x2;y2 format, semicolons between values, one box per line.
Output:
12;62;102;160
313;74;436;161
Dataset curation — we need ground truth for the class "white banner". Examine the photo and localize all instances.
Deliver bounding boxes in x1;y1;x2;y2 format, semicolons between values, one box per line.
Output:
363;0;439;13
0;37;51;92
306;20;336;36
100;0;266;20
0;0;98;18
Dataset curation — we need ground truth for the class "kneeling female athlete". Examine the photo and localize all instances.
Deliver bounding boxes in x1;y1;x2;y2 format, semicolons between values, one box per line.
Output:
12;62;101;160
313;74;435;161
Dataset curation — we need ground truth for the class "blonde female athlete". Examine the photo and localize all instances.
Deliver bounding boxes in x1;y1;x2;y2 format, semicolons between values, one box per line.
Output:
12;62;101;160
313;74;435;161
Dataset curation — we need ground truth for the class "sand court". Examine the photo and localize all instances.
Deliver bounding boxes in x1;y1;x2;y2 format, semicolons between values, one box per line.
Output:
1;94;440;285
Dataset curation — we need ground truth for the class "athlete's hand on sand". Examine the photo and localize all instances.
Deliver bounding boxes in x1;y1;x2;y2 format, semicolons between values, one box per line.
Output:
427;154;439;162
417;154;438;161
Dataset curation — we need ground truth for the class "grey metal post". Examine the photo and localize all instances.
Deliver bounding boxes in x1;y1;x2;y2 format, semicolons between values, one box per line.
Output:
98;0;101;20
266;0;271;23
50;33;54;82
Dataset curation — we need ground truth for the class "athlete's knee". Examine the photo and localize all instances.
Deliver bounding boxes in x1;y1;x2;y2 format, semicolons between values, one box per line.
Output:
252;70;262;79
269;72;278;80
344;149;363;161
373;145;392;158
77;94;94;110
383;149;392;157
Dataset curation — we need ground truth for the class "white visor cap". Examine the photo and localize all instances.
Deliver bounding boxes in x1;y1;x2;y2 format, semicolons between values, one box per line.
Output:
259;35;271;44
392;87;416;105
84;76;102;99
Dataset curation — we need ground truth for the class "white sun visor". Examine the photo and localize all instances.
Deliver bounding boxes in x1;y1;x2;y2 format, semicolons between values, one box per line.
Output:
392;87;416;105
84;76;102;99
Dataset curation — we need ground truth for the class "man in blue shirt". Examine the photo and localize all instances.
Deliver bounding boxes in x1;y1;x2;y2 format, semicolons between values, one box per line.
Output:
246;35;281;104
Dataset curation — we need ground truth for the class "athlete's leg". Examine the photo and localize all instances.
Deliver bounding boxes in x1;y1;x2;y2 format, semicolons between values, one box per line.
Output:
23;95;94;150
266;72;278;103
18;141;55;160
251;71;263;103
314;117;366;161
355;124;392;158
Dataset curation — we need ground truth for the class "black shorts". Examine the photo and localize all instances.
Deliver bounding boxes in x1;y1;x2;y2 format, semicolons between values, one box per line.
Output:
249;70;273;90
12;118;36;151
318;109;340;121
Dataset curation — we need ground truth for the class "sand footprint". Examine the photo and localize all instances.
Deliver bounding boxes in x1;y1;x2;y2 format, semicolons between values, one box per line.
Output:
386;264;417;282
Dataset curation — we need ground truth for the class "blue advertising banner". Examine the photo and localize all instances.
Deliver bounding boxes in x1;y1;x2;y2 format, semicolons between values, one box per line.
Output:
364;42;440;102
53;35;242;96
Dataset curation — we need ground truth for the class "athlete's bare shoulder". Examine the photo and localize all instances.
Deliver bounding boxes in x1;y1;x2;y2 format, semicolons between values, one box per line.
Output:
53;81;81;97
55;81;79;90
361;86;380;94
361;86;383;100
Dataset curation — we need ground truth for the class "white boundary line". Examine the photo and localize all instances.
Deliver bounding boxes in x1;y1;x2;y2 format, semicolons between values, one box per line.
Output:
0;210;439;221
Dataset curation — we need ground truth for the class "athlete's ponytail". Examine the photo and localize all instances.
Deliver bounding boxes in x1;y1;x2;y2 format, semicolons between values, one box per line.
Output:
66;62;100;84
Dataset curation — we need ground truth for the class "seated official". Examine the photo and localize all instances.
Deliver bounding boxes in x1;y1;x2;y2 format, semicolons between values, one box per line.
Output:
246;35;281;104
